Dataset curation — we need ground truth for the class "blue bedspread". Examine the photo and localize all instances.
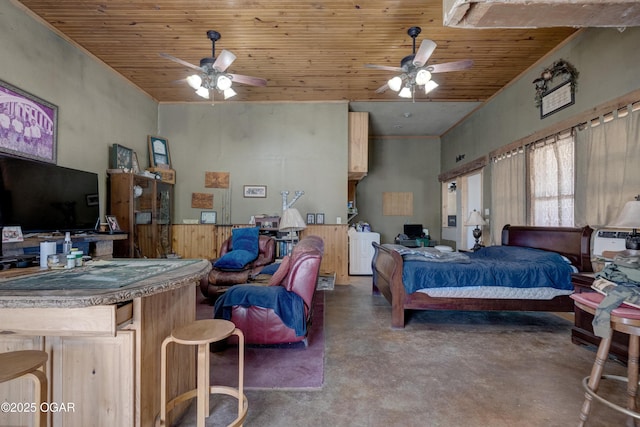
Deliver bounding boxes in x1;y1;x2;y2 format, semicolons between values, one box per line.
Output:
401;246;574;294
214;285;306;336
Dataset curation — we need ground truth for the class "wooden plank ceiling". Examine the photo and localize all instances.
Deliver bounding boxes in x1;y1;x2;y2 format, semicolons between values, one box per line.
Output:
16;0;578;103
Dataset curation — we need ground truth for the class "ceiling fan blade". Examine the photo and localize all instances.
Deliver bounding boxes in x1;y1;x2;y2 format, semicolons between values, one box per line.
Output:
413;39;437;67
159;53;202;71
229;73;267;87
375;83;390;94
364;64;405;73
427;59;474;73
213;49;237;72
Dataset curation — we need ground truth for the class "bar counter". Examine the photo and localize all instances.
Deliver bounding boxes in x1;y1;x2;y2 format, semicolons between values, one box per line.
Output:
0;258;211;427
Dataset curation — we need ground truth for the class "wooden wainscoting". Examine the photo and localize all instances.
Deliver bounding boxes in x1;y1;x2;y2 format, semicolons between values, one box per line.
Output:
171;224;348;284
301;224;348;285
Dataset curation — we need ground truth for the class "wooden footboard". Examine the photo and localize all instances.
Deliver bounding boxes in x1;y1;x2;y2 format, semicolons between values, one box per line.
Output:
372;225;593;328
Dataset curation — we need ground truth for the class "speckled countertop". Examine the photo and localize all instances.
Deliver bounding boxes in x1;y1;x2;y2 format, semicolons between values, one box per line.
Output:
0;258;211;308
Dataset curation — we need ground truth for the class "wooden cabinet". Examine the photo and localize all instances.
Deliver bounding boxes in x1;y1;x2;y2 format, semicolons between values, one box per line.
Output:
108;173;173;258
348;112;369;180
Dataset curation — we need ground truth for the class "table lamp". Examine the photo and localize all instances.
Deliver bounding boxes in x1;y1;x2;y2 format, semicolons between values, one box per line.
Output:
279;208;307;255
466;209;487;251
610;196;640;250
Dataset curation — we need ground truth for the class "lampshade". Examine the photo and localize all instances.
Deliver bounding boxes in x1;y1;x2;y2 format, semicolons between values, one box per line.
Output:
388;76;403;92
424;80;439;94
610;200;640;229
398;86;412;98
279;208;307;232
223;87;237;100
215;74;232;91
415;69;431;86
186;74;202;90
465;210;487;227
195;86;210;99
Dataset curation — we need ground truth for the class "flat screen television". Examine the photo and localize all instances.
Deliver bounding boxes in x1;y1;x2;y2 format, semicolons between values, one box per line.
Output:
0;155;100;233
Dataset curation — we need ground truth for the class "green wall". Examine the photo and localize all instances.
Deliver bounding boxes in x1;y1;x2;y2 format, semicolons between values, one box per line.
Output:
158;102;348;224
442;27;640;172
356;137;442;243
0;2;158;219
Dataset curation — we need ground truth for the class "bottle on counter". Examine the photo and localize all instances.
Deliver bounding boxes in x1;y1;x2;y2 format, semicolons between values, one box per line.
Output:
63;232;72;255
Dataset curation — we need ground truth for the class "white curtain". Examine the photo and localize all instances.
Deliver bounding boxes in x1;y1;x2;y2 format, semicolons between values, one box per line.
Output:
528;132;575;227
490;149;526;245
575;106;640;227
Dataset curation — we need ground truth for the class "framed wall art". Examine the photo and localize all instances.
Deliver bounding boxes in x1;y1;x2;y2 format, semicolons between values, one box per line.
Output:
200;211;217;224
243;185;267;198
148;135;171;168
0;79;58;164
306;213;315;224
315;213;325;224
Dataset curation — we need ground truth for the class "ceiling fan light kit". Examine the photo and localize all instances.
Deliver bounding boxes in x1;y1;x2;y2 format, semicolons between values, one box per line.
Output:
367;26;473;100
160;30;267;101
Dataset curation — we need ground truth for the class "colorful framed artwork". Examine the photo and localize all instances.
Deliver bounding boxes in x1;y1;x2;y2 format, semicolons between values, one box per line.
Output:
0;79;58;164
243;185;267;198
200;211;217;224
148;135;171;168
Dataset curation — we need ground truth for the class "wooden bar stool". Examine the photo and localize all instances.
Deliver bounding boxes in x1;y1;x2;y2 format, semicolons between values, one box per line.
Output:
571;292;640;427
160;319;248;427
0;350;48;427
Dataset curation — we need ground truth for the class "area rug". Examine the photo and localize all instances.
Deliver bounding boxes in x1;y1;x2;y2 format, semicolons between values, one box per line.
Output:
196;290;325;390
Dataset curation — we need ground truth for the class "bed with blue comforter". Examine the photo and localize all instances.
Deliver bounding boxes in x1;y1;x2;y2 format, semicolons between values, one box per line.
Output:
372;225;594;328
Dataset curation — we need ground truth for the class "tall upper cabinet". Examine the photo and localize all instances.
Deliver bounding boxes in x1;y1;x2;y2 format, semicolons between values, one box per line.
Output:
108;172;173;258
348;112;369;223
348;112;369;180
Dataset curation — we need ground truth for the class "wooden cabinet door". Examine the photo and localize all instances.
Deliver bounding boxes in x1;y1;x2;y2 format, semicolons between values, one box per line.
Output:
348;112;369;180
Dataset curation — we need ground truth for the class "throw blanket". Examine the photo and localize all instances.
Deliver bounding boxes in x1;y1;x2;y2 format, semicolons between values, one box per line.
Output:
592;260;640;338
387;244;471;264
214;285;306;337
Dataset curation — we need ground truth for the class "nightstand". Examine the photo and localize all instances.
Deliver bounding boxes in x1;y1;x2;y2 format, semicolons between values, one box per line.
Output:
571;272;629;362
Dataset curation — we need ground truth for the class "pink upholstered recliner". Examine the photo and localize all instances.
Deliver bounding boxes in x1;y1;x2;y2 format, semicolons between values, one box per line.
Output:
199;234;276;299
214;235;324;345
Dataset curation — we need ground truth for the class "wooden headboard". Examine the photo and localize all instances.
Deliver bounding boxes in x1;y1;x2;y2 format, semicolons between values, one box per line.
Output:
501;225;593;272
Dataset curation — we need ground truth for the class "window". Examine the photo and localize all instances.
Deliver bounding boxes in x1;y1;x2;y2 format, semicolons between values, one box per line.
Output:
528;131;575;226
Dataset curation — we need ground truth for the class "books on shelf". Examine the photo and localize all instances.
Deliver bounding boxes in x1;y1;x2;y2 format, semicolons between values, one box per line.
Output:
276;239;298;258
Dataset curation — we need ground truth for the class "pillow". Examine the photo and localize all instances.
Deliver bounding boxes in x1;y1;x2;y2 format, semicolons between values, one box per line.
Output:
268;256;291;287
260;263;280;275
231;227;260;257
213;249;257;271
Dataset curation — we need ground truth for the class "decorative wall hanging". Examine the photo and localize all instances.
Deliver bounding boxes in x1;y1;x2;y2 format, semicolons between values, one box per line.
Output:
205;171;230;188
532;59;578;119
0;79;58;164
191;192;214;209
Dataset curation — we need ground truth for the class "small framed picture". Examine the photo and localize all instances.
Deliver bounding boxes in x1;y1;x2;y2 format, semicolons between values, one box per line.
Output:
106;215;121;232
447;215;457;227
2;226;24;243
86;193;99;206
148;135;171;168
111;144;133;170
315;213;325;224
243;185;267;198
306;213;315;224
200;211;217;224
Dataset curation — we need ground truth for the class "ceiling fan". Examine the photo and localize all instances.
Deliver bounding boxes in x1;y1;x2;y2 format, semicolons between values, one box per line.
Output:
160;30;267;100
365;26;473;99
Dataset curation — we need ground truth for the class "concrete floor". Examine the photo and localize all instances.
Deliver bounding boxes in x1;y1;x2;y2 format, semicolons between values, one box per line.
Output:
176;277;632;427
